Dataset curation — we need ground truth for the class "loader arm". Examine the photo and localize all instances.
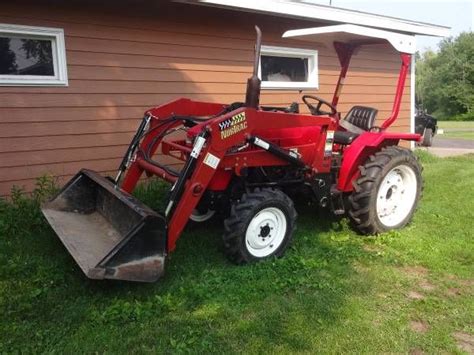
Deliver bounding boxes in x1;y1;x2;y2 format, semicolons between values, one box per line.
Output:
166;141;226;251
120;102;335;252
120;105;251;252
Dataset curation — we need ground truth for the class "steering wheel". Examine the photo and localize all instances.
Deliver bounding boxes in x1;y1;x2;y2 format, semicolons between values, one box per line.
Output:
302;95;337;116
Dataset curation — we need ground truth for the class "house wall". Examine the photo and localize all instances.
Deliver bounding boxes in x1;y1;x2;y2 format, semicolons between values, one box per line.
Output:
0;1;411;196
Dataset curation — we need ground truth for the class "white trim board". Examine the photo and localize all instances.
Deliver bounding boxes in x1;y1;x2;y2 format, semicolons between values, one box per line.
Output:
0;23;68;87
175;0;450;37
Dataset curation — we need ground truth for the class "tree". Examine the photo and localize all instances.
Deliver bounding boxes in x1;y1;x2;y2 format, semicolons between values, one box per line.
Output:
21;39;53;64
0;38;18;74
416;32;474;119
20;39;54;75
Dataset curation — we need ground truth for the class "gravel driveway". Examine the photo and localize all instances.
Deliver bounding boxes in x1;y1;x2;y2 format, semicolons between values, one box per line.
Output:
419;135;474;157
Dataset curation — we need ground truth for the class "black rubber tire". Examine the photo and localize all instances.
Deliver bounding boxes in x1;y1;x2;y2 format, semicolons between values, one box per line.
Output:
348;146;423;235
222;188;297;264
189;208;216;223
422;128;434;147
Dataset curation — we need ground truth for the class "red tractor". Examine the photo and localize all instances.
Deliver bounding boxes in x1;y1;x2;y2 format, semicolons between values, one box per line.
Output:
42;25;422;282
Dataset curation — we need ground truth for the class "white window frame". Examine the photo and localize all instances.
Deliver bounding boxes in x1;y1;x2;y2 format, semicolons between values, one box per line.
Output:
259;45;318;90
0;23;68;86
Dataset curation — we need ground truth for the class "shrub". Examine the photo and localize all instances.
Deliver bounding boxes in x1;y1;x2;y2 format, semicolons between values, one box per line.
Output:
449;112;474;121
0;175;58;236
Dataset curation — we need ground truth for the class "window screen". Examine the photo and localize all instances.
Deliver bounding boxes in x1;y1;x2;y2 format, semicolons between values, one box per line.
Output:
261;55;309;82
0;36;54;76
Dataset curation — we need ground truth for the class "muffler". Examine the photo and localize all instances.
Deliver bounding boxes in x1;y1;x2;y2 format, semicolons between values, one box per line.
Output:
41;169;167;282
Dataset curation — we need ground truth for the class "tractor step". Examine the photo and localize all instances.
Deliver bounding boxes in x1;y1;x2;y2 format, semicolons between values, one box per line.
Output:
42;169;167;282
330;187;346;216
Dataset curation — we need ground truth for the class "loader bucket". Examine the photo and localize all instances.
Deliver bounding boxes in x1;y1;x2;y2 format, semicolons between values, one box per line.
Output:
41;169;167;282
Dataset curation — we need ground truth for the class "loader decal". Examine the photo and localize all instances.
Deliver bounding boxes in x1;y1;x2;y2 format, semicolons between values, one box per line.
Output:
219;112;247;139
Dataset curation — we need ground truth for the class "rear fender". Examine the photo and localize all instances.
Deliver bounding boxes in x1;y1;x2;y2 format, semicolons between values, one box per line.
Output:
337;132;420;192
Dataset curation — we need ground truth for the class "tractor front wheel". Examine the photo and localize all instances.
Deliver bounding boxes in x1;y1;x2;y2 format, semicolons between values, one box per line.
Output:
223;188;297;264
190;208;216;223
348;146;422;234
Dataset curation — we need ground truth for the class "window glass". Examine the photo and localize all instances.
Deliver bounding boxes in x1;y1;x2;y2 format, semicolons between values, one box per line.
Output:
261;56;309;82
0;36;54;76
0;24;67;86
260;46;318;90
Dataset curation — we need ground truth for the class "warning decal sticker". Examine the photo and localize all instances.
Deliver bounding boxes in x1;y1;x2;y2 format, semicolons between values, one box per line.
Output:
203;152;220;169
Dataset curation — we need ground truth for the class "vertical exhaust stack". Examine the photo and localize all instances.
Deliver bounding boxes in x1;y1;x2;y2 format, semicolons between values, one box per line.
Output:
245;26;262;109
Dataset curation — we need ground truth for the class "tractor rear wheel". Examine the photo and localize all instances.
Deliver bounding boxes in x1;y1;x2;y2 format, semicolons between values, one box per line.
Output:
348;146;422;235
223;188;297;264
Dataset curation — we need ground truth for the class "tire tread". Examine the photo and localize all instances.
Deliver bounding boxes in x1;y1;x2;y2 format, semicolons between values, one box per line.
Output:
222;188;297;264
348;146;423;235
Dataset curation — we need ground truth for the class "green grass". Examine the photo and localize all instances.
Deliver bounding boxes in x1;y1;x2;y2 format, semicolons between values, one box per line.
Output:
1;153;473;353
437;121;474;140
439;131;474;140
438;121;474;130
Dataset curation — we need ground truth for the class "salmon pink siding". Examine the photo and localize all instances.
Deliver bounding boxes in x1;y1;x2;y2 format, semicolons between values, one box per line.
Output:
0;1;411;196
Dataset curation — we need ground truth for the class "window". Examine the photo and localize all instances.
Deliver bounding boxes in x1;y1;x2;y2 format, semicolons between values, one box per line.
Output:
259;46;318;90
0;24;68;86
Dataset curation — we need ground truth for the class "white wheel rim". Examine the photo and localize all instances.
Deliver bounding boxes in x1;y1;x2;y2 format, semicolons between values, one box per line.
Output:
190;209;215;222
245;207;287;258
376;164;418;227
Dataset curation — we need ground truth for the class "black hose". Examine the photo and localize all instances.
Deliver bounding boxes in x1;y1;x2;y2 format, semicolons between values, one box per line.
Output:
133;106;234;177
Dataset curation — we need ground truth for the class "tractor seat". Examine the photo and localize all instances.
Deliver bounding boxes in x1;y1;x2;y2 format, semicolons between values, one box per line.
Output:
334;106;378;145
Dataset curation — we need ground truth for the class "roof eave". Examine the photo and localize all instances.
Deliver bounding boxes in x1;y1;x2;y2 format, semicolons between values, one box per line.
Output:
174;0;450;37
284;25;417;54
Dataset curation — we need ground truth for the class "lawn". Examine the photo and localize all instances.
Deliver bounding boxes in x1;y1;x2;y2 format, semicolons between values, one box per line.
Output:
438;121;474;130
438;121;474;140
439;131;474;141
1;152;473;353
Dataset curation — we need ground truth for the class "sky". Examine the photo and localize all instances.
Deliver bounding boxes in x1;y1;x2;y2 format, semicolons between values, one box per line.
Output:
304;0;473;52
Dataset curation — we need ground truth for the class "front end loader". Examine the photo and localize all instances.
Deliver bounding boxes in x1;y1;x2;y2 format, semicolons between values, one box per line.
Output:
42;25;423;282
